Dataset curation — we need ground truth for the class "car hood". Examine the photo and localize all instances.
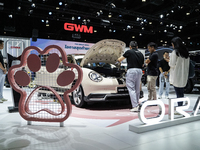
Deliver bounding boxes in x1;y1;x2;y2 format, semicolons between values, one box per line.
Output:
80;39;126;67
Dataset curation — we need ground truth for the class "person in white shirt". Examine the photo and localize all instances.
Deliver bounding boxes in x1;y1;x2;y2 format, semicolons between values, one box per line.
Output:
169;37;189;106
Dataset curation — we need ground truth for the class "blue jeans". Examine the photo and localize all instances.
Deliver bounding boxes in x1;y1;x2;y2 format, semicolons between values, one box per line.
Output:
158;73;170;97
174;86;184;106
0;69;5;99
126;68;142;108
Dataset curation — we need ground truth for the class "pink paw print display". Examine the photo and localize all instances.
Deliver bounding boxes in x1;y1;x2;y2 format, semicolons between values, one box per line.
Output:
8;45;83;126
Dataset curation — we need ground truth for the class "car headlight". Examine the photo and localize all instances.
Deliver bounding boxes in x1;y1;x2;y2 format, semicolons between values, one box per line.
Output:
88;71;103;82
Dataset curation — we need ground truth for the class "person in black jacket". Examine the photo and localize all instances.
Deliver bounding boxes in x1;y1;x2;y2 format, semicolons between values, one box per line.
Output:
118;41;144;112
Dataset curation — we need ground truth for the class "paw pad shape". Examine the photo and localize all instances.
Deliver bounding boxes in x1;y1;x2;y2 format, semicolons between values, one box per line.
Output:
8;45;83;123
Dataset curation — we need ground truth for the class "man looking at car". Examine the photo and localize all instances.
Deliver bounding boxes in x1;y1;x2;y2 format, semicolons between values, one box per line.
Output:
0;40;8;103
145;42;158;100
117;41;144;112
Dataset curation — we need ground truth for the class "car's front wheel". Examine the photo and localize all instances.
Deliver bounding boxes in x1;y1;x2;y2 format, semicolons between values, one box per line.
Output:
72;85;85;107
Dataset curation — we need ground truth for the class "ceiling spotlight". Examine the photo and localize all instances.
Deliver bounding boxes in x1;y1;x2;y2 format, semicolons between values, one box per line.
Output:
160;14;164;19
139;33;142;36
144;19;147;22
170;24;173;27
188;37;190;39
46;20;49;23
166;25;169;27
94;30;97;33
142;0;146;2
142;27;144;30
97;12;100;16
46;24;49;27
41;19;44;22
165;41;167;43
87;19;90;22
29;9;33;14
31;3;35;8
56;7;60;9
164;30;167;32
109;29;112;32
171;10;174;13
110;3;116;8
108;12;112;18
160;40;163;42
179;26;183;29
178;30;181;32
18;6;21;10
72;16;75;20
166;13;170;16
49;12;52;15
196;22;198;24
59;2;62;5
136;17;140;21
127;25;131;29
160;22;163;25
186;12;190;15
113;30;116;32
100;10;103;14
8;14;13;18
78;16;81;19
119;14;122;17
149;22;152;24
132;36;135;38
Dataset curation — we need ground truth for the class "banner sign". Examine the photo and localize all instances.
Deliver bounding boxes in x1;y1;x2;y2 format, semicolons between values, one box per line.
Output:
31;38;94;55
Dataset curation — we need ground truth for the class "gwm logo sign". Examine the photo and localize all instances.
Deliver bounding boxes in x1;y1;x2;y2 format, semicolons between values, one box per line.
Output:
64;23;93;34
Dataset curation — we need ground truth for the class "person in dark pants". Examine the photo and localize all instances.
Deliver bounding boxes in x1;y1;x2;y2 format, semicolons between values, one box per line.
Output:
117;41;144;112
0;40;8;103
169;37;189;107
158;51;170;99
145;42;158;100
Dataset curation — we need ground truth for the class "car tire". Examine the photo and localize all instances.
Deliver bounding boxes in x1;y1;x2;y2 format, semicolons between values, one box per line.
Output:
184;79;194;93
72;85;85;108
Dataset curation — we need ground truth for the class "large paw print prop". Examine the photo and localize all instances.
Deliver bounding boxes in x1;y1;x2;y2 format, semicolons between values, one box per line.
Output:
8;45;83;123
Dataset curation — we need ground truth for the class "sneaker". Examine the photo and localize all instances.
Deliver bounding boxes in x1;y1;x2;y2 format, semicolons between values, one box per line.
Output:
139;91;144;99
0;100;3;103
158;96;162;99
1;98;8;101
130;106;139;112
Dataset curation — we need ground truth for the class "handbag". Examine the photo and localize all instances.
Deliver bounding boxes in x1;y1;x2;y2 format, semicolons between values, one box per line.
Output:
188;59;195;78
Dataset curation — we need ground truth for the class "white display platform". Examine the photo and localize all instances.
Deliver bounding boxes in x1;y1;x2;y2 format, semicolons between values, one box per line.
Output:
129;114;200;133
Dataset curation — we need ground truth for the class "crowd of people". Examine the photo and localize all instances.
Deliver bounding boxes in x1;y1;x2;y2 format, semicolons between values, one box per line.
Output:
118;37;190;112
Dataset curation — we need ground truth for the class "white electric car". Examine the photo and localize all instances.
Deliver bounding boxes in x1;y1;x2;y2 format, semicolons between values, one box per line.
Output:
35;39;129;107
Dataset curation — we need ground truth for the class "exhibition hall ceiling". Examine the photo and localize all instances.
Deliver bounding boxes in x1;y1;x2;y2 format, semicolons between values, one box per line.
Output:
0;0;200;50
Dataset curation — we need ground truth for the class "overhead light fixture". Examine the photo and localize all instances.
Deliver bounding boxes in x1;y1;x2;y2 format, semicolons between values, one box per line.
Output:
8;14;13;18
108;12;112;18
142;27;144;30
72;16;75;20
110;3;116;8
160;40;163;42
186;12;190;15
96;12;100;16
46;24;49;27
49;12;52;15
132;36;135;38
142;0;146;2
136;17;140;21
78;16;81;19
178;30;181;32
160;22;163;25
139;33;142;36
188;37;190;39
100;10;103;14
113;30;116;32
46;20;49;23
164;30;167;32
56;7;60;9
109;29;112;32
119;14;122;17
29;9;33;14
160;14;164;19
41;19;44;22
59;2;62;5
94;30;97;33
127;25;131;29
18;6;21;10
31;3;35;8
149;22;152;24
171;10;174;13
179;26;183;29
166;13;170;16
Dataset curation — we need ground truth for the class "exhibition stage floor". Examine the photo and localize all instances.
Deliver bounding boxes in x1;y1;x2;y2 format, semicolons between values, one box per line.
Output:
1;86;200;150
